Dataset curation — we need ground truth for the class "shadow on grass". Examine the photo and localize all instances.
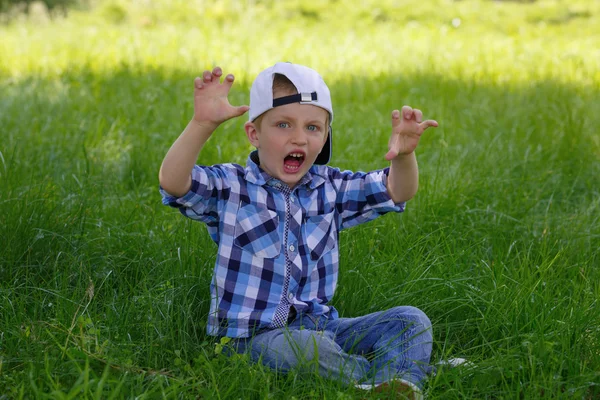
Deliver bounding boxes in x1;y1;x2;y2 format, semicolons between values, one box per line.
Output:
0;66;598;398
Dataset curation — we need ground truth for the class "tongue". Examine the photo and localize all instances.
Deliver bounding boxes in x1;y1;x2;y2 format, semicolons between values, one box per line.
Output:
284;156;301;167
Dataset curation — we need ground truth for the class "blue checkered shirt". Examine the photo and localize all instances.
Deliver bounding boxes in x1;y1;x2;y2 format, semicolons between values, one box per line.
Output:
161;152;405;338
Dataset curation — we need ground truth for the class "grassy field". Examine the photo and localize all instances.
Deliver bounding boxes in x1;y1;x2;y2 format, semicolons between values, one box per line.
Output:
1;0;599;398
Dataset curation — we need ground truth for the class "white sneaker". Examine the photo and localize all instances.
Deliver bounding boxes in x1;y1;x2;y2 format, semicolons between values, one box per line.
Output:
435;357;472;368
356;379;423;400
431;357;475;377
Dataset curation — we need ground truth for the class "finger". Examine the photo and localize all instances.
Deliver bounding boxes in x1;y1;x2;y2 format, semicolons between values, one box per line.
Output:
212;66;223;80
420;119;439;130
194;77;203;90
401;105;413;120
414;109;423;123
391;109;402;128
223;73;235;89
203;70;213;83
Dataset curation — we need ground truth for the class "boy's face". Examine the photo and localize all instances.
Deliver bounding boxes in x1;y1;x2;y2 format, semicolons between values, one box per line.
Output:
245;91;329;188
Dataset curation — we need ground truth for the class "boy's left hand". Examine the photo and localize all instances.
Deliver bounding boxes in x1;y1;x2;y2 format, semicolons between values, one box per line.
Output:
384;106;438;161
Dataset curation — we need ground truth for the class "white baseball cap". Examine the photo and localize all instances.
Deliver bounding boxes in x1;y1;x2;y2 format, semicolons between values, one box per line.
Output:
249;62;333;165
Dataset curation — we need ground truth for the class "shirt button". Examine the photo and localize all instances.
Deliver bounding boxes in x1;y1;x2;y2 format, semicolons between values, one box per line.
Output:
289;244;295;252
184;202;193;207
290;197;295;203
288;292;294;300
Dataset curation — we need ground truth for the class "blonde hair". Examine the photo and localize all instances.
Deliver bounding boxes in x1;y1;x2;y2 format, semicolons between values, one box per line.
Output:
272;73;297;96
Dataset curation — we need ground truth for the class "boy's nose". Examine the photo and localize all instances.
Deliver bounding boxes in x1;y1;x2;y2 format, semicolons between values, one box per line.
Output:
290;127;308;145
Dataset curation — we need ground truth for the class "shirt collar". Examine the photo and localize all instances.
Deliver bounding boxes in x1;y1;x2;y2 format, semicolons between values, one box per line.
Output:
244;151;326;190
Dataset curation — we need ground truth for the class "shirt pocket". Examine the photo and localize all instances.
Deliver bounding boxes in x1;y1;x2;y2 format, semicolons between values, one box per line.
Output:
303;212;336;261
234;203;281;258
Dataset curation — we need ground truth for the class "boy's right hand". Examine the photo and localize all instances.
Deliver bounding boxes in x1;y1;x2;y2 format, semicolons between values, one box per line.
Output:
192;67;249;128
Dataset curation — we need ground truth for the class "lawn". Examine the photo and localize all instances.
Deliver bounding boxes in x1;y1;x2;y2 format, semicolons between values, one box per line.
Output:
0;0;599;398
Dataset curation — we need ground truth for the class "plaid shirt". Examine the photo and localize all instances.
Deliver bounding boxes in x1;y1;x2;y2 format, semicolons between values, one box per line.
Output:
161;152;405;338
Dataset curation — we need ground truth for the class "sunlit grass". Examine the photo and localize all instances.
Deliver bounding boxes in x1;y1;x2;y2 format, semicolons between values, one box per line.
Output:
1;0;599;84
1;0;599;398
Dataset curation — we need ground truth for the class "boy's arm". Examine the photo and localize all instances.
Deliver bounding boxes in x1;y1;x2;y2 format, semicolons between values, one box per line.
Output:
385;106;438;203
159;67;249;197
159;119;217;197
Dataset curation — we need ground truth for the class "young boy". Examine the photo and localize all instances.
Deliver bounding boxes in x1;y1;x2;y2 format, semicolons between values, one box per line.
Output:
159;63;438;397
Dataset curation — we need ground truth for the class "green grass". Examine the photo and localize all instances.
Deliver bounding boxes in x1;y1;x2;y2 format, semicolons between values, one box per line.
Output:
1;0;599;398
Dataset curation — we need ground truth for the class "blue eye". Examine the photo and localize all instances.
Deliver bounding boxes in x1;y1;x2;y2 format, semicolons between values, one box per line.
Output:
277;122;290;129
307;125;318;132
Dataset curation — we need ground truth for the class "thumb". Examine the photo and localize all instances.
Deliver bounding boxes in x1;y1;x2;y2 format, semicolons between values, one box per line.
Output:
233;105;249;117
419;119;439;130
384;149;398;161
385;134;399;161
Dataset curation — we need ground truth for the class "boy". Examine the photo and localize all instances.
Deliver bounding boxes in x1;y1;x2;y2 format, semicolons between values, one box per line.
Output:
159;63;438;398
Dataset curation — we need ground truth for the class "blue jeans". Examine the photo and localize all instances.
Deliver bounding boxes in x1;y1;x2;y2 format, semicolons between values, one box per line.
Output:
230;306;432;387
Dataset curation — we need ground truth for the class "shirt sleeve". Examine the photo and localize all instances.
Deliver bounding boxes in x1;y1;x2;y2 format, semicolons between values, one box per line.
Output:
329;167;405;230
160;164;235;226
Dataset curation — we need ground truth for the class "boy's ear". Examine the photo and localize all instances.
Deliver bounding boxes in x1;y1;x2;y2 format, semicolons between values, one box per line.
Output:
244;121;260;148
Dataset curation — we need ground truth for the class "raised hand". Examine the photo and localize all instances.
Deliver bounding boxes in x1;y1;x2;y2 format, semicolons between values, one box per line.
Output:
384;106;438;161
193;67;249;127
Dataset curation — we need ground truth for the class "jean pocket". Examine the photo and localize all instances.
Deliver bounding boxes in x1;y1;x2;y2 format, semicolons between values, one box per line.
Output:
234;203;281;258
303;212;336;260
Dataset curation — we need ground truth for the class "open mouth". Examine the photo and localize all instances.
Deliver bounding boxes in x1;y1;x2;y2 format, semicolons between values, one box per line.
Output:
283;152;305;173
